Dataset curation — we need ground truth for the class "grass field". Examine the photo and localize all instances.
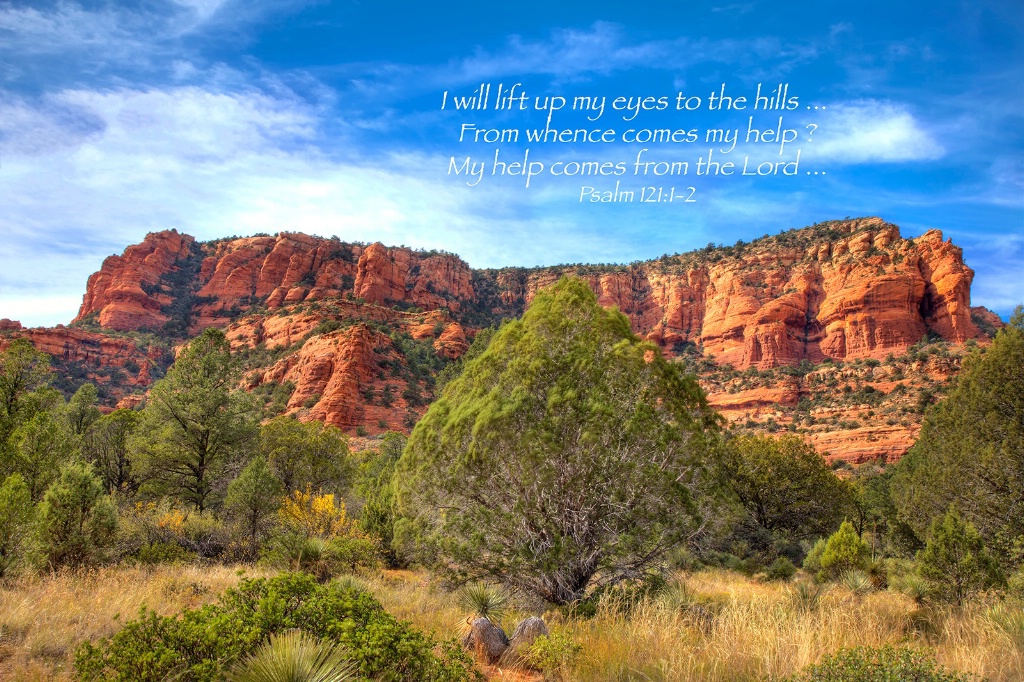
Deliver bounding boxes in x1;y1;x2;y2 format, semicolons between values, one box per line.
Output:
0;565;1020;681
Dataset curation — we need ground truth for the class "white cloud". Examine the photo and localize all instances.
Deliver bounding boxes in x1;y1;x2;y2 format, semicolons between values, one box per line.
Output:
0;294;82;329
804;100;944;164
0;85;622;326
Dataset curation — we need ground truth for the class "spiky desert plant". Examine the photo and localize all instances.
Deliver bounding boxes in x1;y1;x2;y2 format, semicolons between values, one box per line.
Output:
789;580;825;613
332;574;367;593
840;570;873;596
893;572;929;605
459;582;509;622
226;630;356;682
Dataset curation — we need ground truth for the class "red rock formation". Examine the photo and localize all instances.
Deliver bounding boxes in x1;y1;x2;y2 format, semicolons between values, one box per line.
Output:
252;324;416;434
75;229;196;330
0;326;161;403
57;217;1000;451
518;218;984;369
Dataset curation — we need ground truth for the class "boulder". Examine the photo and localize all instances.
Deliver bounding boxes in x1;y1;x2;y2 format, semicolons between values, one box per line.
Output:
461;617;509;664
503;616;549;664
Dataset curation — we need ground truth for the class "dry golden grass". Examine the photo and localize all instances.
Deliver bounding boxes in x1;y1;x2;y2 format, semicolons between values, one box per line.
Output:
0;564;269;682
0;565;1020;681
363;569;1023;682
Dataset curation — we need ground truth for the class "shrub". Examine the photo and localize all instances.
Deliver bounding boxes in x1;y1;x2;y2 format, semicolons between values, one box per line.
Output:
38;461;117;567
526;631;582;681
819;522;869;580
75;572;483;682
785;644;972;681
802;537;826;576
917;508;1002;606
766;556;797;581
0;473;35;576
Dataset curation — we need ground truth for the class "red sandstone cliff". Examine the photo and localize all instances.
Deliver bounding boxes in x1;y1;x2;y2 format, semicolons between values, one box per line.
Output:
0;324;165;404
74;219;986;371
51;217;1003;459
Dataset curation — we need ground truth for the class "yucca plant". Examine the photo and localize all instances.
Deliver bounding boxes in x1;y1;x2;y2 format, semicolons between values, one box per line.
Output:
840;570;873;596
986;602;1024;648
893;572;928;605
296;538;334;582
332;574;367;593
226;630;356;682
459;581;509;622
789;580;825;613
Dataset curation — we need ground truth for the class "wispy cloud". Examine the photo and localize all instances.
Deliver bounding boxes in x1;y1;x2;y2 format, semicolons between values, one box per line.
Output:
803;100;943;163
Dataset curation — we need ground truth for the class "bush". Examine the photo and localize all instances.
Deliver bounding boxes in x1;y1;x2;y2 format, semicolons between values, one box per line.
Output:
766;556;797;581
38;461;117;567
75;572;483;682
526;631;582;681
0;473;35;576
802;537;826;576
917;508;1002;606
819;522;869;580
785;644;972;681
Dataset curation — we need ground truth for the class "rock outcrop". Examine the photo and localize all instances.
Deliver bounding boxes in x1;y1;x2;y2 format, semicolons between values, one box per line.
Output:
462;617;510;665
45;217;1001;459
0;325;163;403
74;219;987;371
74;229;197;331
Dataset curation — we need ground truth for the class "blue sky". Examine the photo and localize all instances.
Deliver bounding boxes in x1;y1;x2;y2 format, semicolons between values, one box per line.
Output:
0;0;1021;326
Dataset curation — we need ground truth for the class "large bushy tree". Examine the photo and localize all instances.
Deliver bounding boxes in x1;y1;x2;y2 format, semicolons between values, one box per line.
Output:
0;339;52;456
723;434;852;543
356;432;406;568
891;308;1024;568
132;328;258;511
395;277;723;604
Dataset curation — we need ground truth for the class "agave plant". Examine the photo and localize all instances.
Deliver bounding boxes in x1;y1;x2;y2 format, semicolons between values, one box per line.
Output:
226;630;356;682
459;581;509;622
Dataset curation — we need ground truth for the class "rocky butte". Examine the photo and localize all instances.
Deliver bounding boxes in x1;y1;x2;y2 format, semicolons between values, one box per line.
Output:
2;217;1003;463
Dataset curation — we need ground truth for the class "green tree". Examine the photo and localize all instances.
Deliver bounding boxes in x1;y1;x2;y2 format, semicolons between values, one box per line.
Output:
65;382;101;436
132;328;258;511
0;473;35;576
83;409;140;495
225;456;283;558
11;410;69;500
38;461;118;567
356;432;405;568
259;416;353;495
395;278;723;605
819;521;870;579
0;338;52;449
723;434;851;542
917;507;1002;606
891;308;1024;568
